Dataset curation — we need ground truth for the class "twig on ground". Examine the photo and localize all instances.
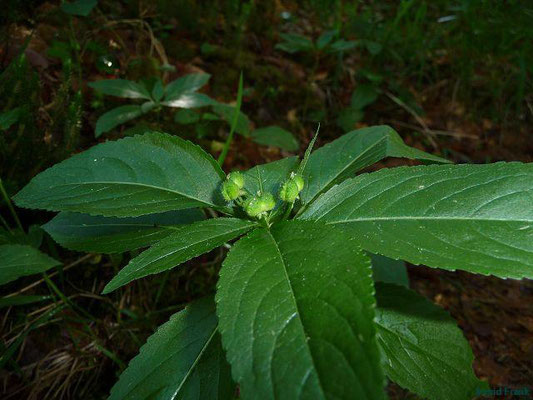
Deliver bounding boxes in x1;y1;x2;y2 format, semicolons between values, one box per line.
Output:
3;254;94;298
384;90;438;149
390;120;478;140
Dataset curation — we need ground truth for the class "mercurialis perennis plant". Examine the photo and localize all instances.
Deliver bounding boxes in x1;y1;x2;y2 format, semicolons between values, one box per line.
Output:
12;125;533;399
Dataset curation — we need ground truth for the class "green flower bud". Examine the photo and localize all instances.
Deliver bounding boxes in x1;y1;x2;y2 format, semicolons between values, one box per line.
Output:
279;180;300;202
244;197;262;217
292;174;305;192
221;181;240;201
227;171;245;189
259;193;276;212
244;193;275;218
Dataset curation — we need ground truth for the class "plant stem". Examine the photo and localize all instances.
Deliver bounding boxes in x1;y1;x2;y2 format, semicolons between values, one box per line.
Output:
42;272;96;321
4;254;93;298
218;71;244;167
261;214;271;229
0;212;11;231
0;178;23;231
281;202;294;220
68;17;83;83
302;52;320;121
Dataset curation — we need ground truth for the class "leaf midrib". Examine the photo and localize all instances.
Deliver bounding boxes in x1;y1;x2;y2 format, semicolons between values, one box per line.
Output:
173;327;218;396
375;322;473;382
265;229;327;400
1;261;58;269
327;216;533;223
55;223;182;229
115;222;255;281
51;181;218;208
119;316;217;399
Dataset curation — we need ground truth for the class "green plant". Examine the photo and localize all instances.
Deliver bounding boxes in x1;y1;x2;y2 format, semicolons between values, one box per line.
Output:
92;73;300;152
89;73;216;137
275;30;357;56
336;83;380;132
276;29;363;121
11;124;533;399
176;107;300;152
250;126;300;152
0;179;61;286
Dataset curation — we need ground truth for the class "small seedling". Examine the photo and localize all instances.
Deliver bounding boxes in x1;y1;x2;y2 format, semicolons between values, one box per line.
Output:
275;30;358;55
89;73;216;137
92;74;300;152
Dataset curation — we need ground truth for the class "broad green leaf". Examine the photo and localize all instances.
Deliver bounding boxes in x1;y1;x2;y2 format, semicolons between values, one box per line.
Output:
164;73;211;102
89;79;151;99
371;254;409;287
14;132;226;217
242;156;298;196
61;0;97;16
275;33;314;54
162;93;217;109
375;283;488;400
0;295;52;308
0;244;61;285
299;125;450;207
216;221;386;399
109;296;234;400
251;126;299;151
212;104;251;136
299;163;533;279
95;105;143;137
103;218;255;293
43;209;205;253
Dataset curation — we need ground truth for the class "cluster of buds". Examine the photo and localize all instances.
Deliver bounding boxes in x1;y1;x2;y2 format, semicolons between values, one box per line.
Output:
279;172;304;203
221;170;305;220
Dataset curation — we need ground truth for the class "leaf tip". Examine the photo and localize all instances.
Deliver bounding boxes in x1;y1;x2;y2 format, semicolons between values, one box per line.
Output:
102;281;117;295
